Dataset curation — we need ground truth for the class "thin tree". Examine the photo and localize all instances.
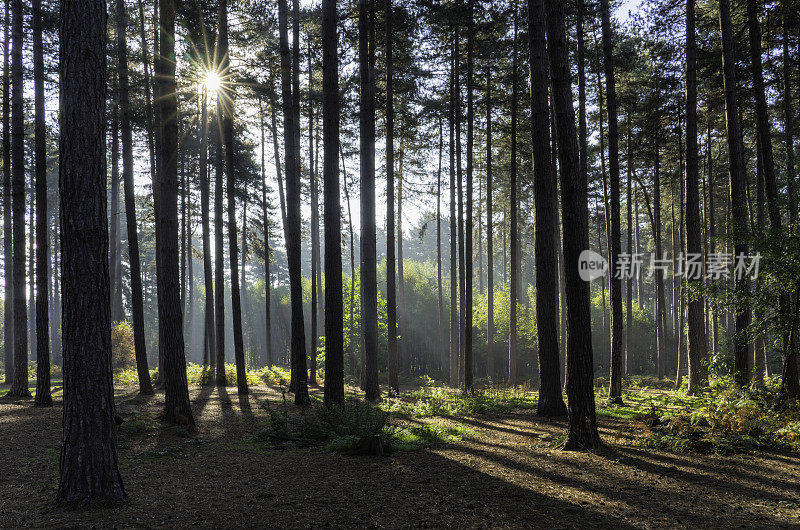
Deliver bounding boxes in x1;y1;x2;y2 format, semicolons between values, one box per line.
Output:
599;0;624;405
56;0;126;503
685;0;707;394
6;0;28;398
33;0;51;406
485;64;494;381
258;97;271;367
448;36;458;385
463;0;474;391
119;0;152;394
529;0;566;417
2;0;10;386
201;88;215;371
359;0;380;401
213;103;226;385
278;0;309;404
719;0;751;387
322;0;344;407
544;0;601;450
156;0;194;424
508;13;518;386
385;0;398;394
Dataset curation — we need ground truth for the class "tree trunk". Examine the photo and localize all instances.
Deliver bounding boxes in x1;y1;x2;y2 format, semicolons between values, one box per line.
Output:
625;114;633;376
213;107;226;385
685;0;707;394
156;0;194;425
529;0;566;416
309;46;320;386
455;24;465;388
359;0;379;401
321;0;344;406
31;0;51;406
6;0;28;398
2;0;10;386
56;0;126;502
448;38;458;386
463;0;475;392
485;65;494;382
119;0;152;394
508;15;518;386
654;142;667;380
385;0;398;394
110;109;123;324
782;0;796;224
720;0;751;387
279;0;309;404
544;0;601;450
258;98;271;367
200;91;215;372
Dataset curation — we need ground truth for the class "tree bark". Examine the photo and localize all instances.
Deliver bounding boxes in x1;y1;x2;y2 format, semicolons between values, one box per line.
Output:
463;0;474;392
2;0;10;386
258;98;271;368
544;0;601;450
448;38;458;386
720;0;751;387
485;65;494;382
322;0;344;407
32;0;51;406
508;15;518;386
56;0;126;502
529;0;566;416
359;0;379;401
385;0;398;394
156;0;194;424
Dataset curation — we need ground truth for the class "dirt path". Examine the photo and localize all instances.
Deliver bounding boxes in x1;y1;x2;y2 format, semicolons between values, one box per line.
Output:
1;385;798;528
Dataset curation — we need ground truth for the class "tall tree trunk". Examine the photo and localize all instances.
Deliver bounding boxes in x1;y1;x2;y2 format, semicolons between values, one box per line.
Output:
359;0;379;401
218;0;247;394
529;0;566;416
213;108;226;385
56;0;126;502
156;0;194;424
654;141;667;380
719;0;751;387
600;0;624;404
341;146;358;378
201;91;215;373
322;0;344;406
448;38;458;386
397;140;406;374
6;0;28;398
685;0;708;394
268;62;288;232
544;0;601;450
626;115;633;376
32;0;50;406
279;0;309;404
259;98;271;367
309;45;320;385
436;115;445;376
508;15;518;386
485;65;494;381
2;0;10;386
385;0;398;394
109;109;122;323
455;24;465;388
782;0;796;223
463;0;475;391
119;0;152;394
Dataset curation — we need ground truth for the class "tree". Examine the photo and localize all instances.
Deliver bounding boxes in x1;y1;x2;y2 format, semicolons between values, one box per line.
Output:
485;63;494;380
6;0;29;398
719;0;751;387
278;0;309;404
258;97;271;368
32;0;51;407
508;13;518;386
463;0;474;392
359;0;380;401
528;0;566;417
56;0;126;503
685;0;707;394
156;0;194;424
219;0;248;394
385;0;399;395
599;0;624;405
201;88;215;371
118;0;152;395
322;0;344;408
448;34;458;385
2;0;10;386
544;0;601;450
213;102;226;385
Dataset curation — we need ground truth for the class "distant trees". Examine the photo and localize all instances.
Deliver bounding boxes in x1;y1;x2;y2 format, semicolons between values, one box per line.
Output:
56;0;126;503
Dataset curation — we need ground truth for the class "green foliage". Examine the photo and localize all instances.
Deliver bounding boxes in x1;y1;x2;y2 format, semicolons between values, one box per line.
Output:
382;386;537;418
111;321;136;371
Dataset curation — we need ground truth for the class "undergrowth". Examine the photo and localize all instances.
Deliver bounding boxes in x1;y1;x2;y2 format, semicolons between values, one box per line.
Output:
382;386;537;418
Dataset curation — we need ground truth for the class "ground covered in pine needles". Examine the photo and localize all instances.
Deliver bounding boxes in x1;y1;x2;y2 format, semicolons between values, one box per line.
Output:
1;380;800;528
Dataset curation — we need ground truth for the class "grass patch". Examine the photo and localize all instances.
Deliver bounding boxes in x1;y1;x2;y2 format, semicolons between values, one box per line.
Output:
382;386;537;418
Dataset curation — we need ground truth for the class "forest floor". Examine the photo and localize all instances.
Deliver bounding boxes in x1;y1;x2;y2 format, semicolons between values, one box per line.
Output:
1;381;800;529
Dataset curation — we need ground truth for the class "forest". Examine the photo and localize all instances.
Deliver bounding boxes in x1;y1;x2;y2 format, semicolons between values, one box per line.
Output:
1;0;799;526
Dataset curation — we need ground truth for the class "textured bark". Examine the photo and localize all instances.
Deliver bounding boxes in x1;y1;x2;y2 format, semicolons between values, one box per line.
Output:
485;66;494;382
685;0;707;394
436;116;445;376
448;39;458;386
463;0;474;392
783;0;796;223
600;0;624;404
218;0;247;394
279;0;309;404
544;0;601;450
56;0;126;503
309;48;320;386
625;116;633;376
385;0;398;394
258;98;271;367
654;143;667;380
322;0;344;407
529;0;566;417
33;0;51;406
213;110;226;385
201;92;215;372
6;0;28;398
156;0;194;424
109;111;122;324
2;0;11;386
455;24;464;388
359;0;379;401
508;16;518;386
719;0;751;387
118;0;152;394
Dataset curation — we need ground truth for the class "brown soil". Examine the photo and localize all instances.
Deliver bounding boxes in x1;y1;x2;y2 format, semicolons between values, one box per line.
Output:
1;384;799;529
